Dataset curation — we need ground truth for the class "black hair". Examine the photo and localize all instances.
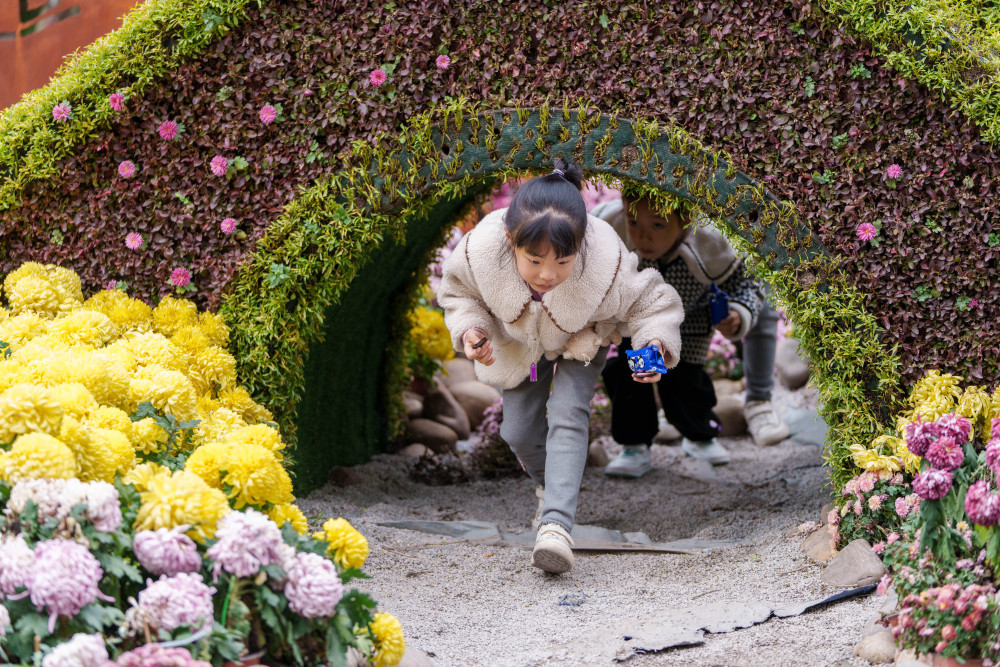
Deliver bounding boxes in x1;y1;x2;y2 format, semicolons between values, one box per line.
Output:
504;158;587;259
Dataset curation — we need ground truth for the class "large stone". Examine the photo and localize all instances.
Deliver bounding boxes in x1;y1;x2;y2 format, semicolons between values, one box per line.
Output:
402;390;423;419
800;524;836;563
441;358;476;387
853;630;897;664
587;441;610;467
821;538;887;587
820;502;836;524
776;337;810;390
405;418;458;453
448;380;501;430
654;422;681;442
328;466;362;487
715;394;746;437
399;443;429;458
713;378;744;396
398;647;436;666
423;377;471;440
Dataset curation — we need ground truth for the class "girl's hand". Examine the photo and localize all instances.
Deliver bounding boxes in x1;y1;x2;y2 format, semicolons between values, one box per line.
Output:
715;310;741;337
463;329;495;366
632;338;663;383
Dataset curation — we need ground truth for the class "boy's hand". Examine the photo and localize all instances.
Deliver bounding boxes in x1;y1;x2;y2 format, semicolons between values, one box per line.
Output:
463;329;495;366
632;338;663;383
715;310;741;337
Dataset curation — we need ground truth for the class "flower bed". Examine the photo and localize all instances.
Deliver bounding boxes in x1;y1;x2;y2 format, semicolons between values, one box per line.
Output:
0;263;403;666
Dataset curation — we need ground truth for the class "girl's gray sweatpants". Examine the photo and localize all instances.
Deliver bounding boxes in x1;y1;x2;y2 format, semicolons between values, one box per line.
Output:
500;347;609;533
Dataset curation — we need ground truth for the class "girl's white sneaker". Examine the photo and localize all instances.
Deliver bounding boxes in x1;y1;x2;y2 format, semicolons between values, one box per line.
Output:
531;523;574;573
681;437;731;465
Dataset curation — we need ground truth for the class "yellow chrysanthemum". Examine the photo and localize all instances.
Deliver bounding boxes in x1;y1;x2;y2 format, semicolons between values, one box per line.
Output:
369;612;406;667
85;290;154;336
4;264;82;316
197;394;222;417
217;387;274;423
409;306;455;363
849;443;901;475
0;311;49;347
123;332;186;373
121;461;169;492
134;469;231;542
267;503;309;534
198;311;230;347
0;359;33;392
44;349;131;410
220;423;285;459
132;417;169;455
188;346;237;394
88;426;136;482
86;405;136;444
314;517;369;570
170;325;210;355
129;366;198;420
192;407;247;446
6;274;62;316
956;386;993;442
3;432;77;483
909;370;961;417
152;296;199;338
2;262;46;296
869;434;904;457
0;383;63;444
48;382;99;420
185;442;293;509
47;310;114;348
893;439;922;475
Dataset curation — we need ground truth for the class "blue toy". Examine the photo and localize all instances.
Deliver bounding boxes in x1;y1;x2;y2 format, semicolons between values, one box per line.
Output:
709;283;729;325
626;345;670;375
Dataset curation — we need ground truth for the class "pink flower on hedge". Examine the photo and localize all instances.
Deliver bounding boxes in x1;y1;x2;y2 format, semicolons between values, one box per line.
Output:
42;633;108;666
856;222;877;242
108;92;125;111
118;160;137;179
26;539;111;633
259;105;277;124
169;267;191;288
965;480;1000;526
283;551;345;618
369;68;387;87
105;280;118;290
436;54;451;69
133;526;202;577
925;434;966;471
912;469;954;500
52;102;71;122
886;163;903;179
125;232;143;250
220;217;238;234
970;299;980;308
210;155;228;176
158;120;178;140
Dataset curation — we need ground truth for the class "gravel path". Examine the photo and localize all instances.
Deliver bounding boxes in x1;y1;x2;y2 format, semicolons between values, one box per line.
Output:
297;386;881;666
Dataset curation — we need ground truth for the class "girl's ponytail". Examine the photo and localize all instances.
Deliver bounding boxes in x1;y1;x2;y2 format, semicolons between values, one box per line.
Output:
551;157;583;191
503;159;588;260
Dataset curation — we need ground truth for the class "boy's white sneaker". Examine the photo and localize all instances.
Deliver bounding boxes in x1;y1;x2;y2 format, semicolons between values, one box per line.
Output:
532;523;575;574
744;400;790;447
681;438;731;465
531;486;545;529
604;444;653;478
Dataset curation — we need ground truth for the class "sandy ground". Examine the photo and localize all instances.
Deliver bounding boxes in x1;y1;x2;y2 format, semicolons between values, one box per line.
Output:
297;385;883;667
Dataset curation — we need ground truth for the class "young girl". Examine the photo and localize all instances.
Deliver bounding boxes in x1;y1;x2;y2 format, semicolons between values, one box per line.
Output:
437;159;684;574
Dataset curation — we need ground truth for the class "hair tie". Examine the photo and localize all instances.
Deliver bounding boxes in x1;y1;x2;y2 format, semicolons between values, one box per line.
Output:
552;168;565;177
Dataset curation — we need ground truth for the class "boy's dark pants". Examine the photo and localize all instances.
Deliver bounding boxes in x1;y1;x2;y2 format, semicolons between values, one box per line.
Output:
601;338;721;444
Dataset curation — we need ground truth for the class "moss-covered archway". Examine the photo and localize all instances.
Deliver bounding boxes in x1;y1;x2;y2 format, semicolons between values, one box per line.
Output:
221;104;901;493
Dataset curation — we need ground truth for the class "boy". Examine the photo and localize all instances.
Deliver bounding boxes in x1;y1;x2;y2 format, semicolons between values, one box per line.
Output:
593;189;764;474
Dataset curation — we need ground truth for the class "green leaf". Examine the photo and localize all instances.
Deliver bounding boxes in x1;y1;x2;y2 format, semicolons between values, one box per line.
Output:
599;12;609;28
77;603;125;631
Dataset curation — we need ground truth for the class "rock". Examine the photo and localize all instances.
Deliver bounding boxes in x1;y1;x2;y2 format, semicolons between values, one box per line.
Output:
654;422;681;442
398;647;436;666
714;394;746;437
800;524;835;562
448;381;501;430
441;358;476;387
878;591;899;615
713;378;744;396
776;337;810;390
820;502;836;524
853;630;897;664
400;443;429;458
402;391;423;419
405;418;459;453
328;466;362;487
587;441;610;467
423;377;471;440
821;538;887;587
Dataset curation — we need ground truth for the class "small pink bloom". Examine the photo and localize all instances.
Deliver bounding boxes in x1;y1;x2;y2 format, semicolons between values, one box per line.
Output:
876;573;892;596
125;232;143;250
259;105;277;125
970;298;979;307
220;217;238;234
436;54;451;69
52;102;71;122
108;92;125;111
210;155;228;176
886;163;903;179
856;222;877;242
853;498;862;515
887;532;900;544
158;120;178;140
105;280;118;290
369;68;387;87
118;160;137;179
303;89;313;96
169;267;191;288
872;541;885;555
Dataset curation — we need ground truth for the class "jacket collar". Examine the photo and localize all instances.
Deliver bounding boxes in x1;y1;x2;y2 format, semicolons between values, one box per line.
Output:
464;208;622;333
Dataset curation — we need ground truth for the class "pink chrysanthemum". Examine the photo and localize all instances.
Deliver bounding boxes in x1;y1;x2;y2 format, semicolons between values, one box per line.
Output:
912;469;953;500
26;539;111;633
937;413;972;443
169;267;192;288
0;534;35;594
283;551;345;618
220;217;238;234
158;120;178;140
133;572;216;632
210;155;228;176
436;54;451;70
986;440;1000;477
109;92;125;111
133;526;203;577
925;435;966;471
965;481;1000;526
206;509;285;580
369;68;387;87
42;632;108;666
259;105;277;125
886;163;903;179
115;643;212;667
118;160;137;179
856;222;877;242
52;102;71;122
125;232;143;250
85;481;123;533
0;604;8;638
905;416;938;457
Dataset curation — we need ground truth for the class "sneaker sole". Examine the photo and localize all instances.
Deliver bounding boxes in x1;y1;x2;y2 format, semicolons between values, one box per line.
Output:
532;548;573;574
604;465;653;478
681;448;730;466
